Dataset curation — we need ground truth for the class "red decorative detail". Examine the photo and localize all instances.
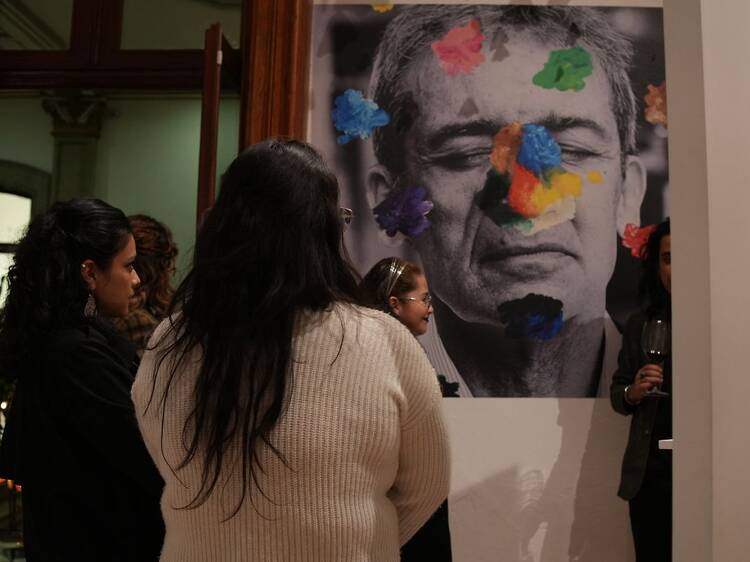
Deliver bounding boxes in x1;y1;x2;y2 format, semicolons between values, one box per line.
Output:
622;223;657;258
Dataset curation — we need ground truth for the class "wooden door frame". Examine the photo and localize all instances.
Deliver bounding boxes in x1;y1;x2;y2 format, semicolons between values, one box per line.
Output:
238;0;312;149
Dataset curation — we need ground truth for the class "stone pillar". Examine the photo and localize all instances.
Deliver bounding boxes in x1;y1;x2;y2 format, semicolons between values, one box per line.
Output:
42;91;108;202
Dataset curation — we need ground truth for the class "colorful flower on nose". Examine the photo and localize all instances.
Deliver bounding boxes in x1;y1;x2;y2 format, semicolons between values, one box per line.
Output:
517;124;562;176
498;293;564;341
431;19;486;76
490;121;522;174
373;186;434;238
532;46;593;92
331;89;390;145
478;122;583;234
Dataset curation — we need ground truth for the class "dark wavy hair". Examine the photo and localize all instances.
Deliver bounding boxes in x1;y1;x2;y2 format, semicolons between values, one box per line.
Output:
0;198;131;378
150;139;361;514
639;218;671;318
128;215;177;319
359;257;423;314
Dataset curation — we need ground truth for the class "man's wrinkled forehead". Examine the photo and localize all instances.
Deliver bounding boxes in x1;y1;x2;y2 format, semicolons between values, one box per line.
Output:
397;32;619;152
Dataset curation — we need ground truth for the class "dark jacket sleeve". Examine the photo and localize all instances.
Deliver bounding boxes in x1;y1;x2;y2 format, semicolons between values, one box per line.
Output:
46;329;163;497
610;313;645;416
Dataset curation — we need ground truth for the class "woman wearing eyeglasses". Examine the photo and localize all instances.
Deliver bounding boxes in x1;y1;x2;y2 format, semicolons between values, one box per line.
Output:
360;258;433;338
360;257;453;562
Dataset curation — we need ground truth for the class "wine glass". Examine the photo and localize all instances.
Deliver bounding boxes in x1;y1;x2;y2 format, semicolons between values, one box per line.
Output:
640;318;671;398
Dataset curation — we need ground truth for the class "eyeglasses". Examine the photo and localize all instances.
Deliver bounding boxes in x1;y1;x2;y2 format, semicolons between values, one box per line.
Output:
399;293;433;307
339;207;354;226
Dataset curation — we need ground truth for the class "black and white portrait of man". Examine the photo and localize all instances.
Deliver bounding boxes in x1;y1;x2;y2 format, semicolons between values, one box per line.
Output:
311;5;669;398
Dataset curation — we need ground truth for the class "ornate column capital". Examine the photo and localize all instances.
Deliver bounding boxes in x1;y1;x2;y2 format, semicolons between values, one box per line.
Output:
42;90;110;139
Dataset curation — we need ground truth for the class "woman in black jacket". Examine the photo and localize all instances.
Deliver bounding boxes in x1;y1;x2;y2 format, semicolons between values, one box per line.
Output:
610;219;671;562
0;199;164;561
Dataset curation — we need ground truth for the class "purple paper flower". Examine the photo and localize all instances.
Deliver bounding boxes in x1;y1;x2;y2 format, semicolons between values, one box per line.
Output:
373;186;434;238
517;124;561;176
331;89;390;145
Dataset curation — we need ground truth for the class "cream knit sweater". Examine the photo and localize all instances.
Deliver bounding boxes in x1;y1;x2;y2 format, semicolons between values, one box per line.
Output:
132;304;451;562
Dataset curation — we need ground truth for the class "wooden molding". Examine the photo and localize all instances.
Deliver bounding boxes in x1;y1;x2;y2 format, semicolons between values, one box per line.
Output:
239;0;312;148
196;23;223;226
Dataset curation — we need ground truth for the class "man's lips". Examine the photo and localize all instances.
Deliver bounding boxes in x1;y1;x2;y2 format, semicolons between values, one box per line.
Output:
478;243;576;263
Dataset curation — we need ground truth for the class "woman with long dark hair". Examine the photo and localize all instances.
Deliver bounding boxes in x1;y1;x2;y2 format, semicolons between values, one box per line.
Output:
112;214;178;358
0;198;165;561
360;257;454;561
610;218;672;562
133;139;450;561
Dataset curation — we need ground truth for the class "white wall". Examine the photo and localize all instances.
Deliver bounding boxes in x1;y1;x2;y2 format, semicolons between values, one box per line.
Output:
666;0;750;560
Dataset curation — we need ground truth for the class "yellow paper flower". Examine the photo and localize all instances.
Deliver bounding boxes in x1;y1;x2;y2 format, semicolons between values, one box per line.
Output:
587;170;604;184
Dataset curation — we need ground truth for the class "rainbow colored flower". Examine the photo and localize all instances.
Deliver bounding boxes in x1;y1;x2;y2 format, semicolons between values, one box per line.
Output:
479;122;583;234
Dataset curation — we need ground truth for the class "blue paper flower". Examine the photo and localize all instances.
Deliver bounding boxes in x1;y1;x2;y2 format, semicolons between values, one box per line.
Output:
373;186;434;238
524;312;564;340
331;89;390;145
498;293;564;340
517;124;561;176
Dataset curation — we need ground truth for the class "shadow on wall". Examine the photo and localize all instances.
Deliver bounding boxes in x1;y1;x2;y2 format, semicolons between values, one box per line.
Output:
448;399;632;562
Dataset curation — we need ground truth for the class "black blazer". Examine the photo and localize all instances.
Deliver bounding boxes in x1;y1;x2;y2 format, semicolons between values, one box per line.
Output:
0;320;164;562
609;312;671;501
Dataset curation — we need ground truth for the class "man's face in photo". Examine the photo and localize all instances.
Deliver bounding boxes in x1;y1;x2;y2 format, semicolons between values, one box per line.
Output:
376;32;645;330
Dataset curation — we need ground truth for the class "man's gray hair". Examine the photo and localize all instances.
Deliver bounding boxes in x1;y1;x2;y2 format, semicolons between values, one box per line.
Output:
369;6;638;175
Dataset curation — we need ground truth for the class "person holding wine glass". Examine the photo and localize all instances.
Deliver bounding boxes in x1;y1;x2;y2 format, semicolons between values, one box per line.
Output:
610;218;671;562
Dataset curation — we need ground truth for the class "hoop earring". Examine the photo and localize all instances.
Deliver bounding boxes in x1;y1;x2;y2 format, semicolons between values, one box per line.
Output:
84;292;97;318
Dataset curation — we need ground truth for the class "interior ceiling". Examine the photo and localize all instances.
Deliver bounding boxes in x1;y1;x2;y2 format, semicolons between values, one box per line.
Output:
0;0;241;51
0;0;72;50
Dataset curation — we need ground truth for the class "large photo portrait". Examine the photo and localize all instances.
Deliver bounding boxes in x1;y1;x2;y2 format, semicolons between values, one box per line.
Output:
309;4;668;398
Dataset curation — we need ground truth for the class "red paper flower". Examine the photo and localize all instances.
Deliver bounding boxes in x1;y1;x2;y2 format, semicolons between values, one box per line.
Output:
431;19;485;76
622;223;657;258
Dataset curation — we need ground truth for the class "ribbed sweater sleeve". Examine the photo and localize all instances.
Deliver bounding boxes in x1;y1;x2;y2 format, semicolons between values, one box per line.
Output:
384;321;451;545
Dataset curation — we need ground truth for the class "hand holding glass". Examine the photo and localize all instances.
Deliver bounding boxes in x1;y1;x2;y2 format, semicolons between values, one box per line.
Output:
640;319;670;398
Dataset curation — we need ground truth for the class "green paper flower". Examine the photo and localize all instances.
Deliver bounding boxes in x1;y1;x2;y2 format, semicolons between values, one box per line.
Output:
532;46;593;92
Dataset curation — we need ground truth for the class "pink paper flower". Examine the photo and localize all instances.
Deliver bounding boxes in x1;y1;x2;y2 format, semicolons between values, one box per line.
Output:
431;19;485;76
622;223;657;258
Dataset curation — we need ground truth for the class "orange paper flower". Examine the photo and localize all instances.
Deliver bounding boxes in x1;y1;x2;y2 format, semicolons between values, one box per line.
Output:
507;163;542;218
491;121;523;174
645;81;667;128
431;19;485;76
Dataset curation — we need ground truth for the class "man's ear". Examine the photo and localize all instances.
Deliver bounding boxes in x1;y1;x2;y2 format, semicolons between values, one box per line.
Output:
367;164;396;210
368;164;407;246
80;259;97;291
615;155;647;237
